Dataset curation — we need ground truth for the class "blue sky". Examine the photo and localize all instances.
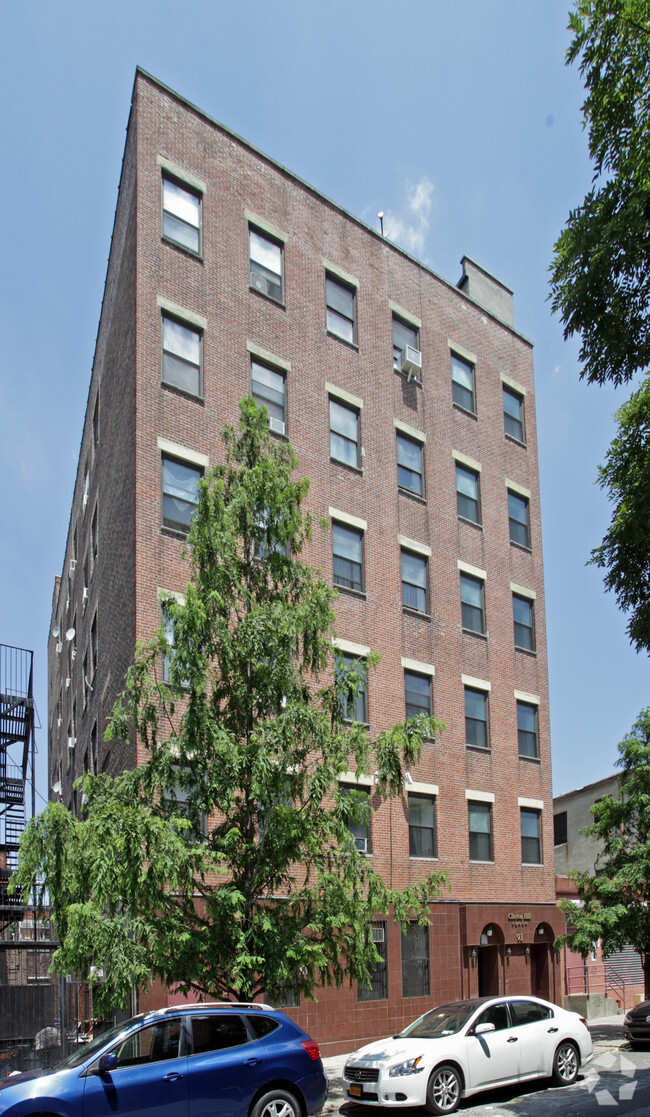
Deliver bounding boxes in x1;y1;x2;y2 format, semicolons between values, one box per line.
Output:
1;0;646;806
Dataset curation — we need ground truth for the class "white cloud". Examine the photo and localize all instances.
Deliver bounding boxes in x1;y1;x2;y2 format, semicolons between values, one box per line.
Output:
383;176;434;257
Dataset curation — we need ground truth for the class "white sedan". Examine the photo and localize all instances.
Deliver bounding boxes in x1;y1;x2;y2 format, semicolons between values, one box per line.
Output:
343;995;593;1115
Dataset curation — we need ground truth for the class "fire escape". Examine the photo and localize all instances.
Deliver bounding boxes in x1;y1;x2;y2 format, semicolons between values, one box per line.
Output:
0;644;34;930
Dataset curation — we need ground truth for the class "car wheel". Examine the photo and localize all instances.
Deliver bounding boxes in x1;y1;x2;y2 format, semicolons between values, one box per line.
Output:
251;1088;302;1117
426;1064;462;1115
552;1040;579;1086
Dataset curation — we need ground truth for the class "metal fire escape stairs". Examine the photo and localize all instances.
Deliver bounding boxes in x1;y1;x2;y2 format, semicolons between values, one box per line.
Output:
0;645;34;931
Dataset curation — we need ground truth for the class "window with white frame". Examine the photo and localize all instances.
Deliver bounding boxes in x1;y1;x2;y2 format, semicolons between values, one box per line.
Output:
251;359;286;435
249;228;283;303
162;174;201;254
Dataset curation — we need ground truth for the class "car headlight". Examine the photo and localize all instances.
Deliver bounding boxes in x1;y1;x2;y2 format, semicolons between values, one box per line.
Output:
389;1056;425;1077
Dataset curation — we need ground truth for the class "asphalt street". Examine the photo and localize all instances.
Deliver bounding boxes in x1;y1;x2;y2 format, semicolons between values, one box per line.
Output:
321;1016;650;1116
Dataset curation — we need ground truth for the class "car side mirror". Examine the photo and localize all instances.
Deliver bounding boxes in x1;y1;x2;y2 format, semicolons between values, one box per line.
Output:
97;1052;118;1074
474;1022;496;1035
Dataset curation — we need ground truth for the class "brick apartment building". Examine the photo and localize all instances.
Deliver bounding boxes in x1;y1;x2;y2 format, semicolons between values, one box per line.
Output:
48;68;562;1051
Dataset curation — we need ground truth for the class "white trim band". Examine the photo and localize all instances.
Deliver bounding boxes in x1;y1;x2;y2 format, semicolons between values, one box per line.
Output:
408;781;439;796
465;789;495;803
247;340;291;371
390;301;422;330
506;478;531;499
394;418;425;442
458;559;486;580
333;637;370;657
514;689;540;705
157;155;206;193
326;383;363;410
330;508;367;531
518;797;544;810
510;582;536;600
245;210;288;243
453;450;482;473
398;535;431;557
323;259;359;288
339;770;373;787
157;437;209;468
157;296;207;331
401;657;435;676
462;675;491;692
501;372;526;396
449;339;477;365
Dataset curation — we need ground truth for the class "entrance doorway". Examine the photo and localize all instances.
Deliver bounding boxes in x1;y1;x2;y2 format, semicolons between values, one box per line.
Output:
478;946;500;996
531;944;550;999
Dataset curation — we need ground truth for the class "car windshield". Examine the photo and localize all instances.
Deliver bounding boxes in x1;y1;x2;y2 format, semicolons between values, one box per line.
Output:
52;1022;133;1070
399;1003;477;1039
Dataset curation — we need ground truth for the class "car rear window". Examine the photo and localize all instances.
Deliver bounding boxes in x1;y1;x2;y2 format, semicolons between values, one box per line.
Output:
191;1014;249;1054
246;1015;281;1039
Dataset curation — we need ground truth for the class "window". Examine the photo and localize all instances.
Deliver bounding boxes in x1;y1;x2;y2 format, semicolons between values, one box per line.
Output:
393;316;419;371
92;396;99;448
251;359;286;434
554;811;568;846
91;613;97;675
249;228;283;302
340;783;372;852
521;808;542;864
460;573;485;634
82;652;89;707
326;274;356;344
451;353;475;413
402;922;430;998
329;398;360;468
91;505;98;561
163;766;208;842
504;384;525;442
91;722;98;775
358;921;387;1001
465;687;489;750
162;314;202;397
468;801;493;862
162;456;202;534
517;701;539;758
333;522;364;592
509;1000;553;1026
191;1014;248;1055
337;654;368;724
162;175;201;254
113;1018;181;1067
456;464;480;523
513;593;535;651
402;550;428;613
475;1003;510;1032
408;794;436;858
404;671;431;719
396;433;423;496
508;490;530;547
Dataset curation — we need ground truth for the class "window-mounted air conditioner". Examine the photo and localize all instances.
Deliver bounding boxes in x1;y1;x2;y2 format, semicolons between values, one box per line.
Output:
57;717;62;728
82;587;89;607
69;558;77;575
400;346;422;380
82;492;89;511
71;647;77;661
250;270;269;296
55;641;63;654
269;416;286;436
372;926;385;943
65;677;71;689
67;737;76;750
355;836;369;854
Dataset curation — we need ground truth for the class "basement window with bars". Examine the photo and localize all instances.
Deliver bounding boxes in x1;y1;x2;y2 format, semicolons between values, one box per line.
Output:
358;921;388;1001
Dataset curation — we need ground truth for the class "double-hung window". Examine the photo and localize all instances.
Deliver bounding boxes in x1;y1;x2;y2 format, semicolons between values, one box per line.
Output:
337;654;368;724
162;455;202;534
401;549;428;613
249;228;284;303
504;383;525;442
329;398;360;467
326;274;356;344
162;314;202;397
333;521;364;592
408;794;436;858
456;462;481;524
517;699;539;758
521;808;542;864
340;783;371;852
396;432;424;496
357;921;387;1001
465;686;489;750
451;352;475;413
162;174;201;254
468;800;493;862
508;489;530;547
404;670;431;719
252;359;286;435
393;315;419;372
460;571;485;634
401;922;430;998
513;591;536;651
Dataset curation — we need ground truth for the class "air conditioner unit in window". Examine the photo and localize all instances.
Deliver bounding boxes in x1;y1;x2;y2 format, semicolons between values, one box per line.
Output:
55;641;63;654
69;558;77;574
250;270;269;296
71;647;77;661
269;416;286;435
67;737;76;750
65;677;71;689
372;926;385;943
82;492;89;511
82;587;89;606
355;836;369;854
400;346;422;379
57;717;62;728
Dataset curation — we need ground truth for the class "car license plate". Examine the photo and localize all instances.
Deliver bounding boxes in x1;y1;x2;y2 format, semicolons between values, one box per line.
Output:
350;1085;363;1098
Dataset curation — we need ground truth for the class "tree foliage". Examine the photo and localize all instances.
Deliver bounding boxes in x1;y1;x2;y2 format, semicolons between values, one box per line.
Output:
14;399;447;1015
550;0;650;388
559;708;650;996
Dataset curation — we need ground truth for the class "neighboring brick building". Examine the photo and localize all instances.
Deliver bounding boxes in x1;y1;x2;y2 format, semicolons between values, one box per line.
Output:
48;68;562;1052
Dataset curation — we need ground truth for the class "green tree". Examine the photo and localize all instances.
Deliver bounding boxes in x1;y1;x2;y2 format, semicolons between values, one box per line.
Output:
15;399;446;1016
550;1;650;651
559;708;650;998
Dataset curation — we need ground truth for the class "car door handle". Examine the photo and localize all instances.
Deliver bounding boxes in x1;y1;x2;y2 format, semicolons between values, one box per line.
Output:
163;1072;185;1082
244;1058;262;1066
548;1027;559;1033
507;1036;518;1043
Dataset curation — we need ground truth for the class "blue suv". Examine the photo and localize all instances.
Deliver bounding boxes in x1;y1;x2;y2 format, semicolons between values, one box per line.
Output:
0;1003;328;1117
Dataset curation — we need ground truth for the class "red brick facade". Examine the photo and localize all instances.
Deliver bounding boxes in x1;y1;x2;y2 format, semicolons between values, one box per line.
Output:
49;69;562;1054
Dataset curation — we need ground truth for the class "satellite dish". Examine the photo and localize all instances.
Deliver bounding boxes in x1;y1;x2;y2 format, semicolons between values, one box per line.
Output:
65;628;75;642
52;626;60;639
51;781;62;796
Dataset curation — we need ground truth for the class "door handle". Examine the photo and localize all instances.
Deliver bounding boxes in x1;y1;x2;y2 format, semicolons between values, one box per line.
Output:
507;1036;518;1043
548;1027;559;1033
244;1058;262;1066
163;1072;185;1082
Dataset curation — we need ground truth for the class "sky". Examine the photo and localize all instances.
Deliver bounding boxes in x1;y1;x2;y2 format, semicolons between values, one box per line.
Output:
1;0;647;809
